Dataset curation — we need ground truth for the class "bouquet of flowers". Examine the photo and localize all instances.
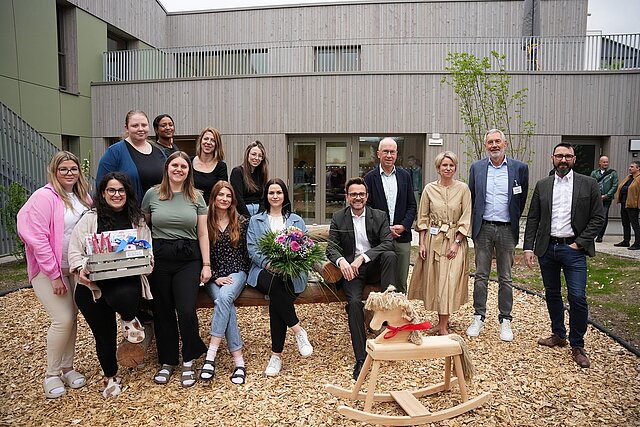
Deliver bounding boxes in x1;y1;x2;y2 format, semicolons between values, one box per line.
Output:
257;226;325;280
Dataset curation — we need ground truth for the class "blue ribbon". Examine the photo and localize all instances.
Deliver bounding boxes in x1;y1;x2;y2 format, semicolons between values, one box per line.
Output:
114;236;151;252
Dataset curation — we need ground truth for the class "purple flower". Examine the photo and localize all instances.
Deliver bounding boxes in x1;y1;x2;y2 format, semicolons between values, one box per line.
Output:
290;241;301;252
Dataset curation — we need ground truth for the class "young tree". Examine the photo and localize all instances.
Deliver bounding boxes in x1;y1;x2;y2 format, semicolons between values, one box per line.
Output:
0;182;27;259
442;51;535;164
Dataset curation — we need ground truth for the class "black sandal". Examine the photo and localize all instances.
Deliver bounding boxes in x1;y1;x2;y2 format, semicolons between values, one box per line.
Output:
200;359;215;381
230;366;246;385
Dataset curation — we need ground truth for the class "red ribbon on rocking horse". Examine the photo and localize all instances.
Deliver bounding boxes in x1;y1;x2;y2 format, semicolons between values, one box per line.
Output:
383;321;433;339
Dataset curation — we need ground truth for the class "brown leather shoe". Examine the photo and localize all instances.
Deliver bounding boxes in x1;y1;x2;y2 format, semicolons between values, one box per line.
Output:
571;347;590;368
537;334;568;347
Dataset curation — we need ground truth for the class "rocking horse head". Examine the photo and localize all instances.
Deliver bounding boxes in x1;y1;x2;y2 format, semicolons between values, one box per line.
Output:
364;286;429;345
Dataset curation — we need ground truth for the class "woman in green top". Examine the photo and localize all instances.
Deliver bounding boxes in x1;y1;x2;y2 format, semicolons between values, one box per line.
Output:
141;151;210;387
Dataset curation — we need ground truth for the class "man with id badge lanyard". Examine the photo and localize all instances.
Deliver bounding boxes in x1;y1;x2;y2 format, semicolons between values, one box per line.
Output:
466;129;529;342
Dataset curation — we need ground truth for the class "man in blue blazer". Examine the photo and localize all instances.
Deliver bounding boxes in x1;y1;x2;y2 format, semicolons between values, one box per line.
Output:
466;129;529;342
364;138;416;293
524;142;604;368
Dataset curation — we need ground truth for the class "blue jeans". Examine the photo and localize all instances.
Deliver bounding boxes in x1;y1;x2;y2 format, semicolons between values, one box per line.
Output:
205;271;247;352
472;222;515;322
537;243;588;348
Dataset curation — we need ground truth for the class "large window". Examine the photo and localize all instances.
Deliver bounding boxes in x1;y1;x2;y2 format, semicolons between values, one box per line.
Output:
56;3;77;92
314;46;361;72
176;49;268;77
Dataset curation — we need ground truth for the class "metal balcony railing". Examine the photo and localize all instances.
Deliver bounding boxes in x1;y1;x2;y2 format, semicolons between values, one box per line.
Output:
102;34;640;82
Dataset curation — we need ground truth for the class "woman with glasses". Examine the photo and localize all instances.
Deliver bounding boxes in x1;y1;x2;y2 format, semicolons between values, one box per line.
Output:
246;178;313;377
192;127;228;204
142;151;210;387
408;151;472;335
230;140;268;218
68;172;152;398
17;151;92;398
97;110;167;203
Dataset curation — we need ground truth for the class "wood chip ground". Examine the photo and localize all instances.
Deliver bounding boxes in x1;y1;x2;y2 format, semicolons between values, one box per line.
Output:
1;278;638;426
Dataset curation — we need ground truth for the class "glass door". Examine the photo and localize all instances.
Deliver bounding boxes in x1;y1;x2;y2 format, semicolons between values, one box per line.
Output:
291;140;318;223
324;139;349;223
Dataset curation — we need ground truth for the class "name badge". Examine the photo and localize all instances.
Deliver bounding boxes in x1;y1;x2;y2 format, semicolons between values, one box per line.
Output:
430;226;439;235
513;185;523;195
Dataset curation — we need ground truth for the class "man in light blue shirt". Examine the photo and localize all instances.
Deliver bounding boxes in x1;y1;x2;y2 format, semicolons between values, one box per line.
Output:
467;129;529;342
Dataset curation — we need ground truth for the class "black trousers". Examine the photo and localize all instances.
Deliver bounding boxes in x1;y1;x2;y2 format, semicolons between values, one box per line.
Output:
150;239;207;365
341;251;397;362
255;269;299;353
75;278;141;377
621;206;640;245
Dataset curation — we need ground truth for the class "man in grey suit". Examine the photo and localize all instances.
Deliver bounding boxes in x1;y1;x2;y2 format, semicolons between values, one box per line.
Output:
524;142;604;368
467;129;529;342
327;177;397;380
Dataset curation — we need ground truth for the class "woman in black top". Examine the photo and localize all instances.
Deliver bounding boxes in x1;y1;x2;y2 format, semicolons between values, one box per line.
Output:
192;127;228;203
152;114;179;156
230;140;268;218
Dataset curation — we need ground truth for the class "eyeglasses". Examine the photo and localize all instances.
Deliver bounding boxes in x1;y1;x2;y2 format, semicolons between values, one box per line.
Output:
57;167;79;175
105;188;126;196
348;192;367;199
380;150;397;156
553;154;575;160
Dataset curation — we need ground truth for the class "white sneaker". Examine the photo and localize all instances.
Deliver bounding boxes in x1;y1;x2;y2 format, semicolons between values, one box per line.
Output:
466;315;485;337
295;328;313;357
264;355;282;377
500;319;514;342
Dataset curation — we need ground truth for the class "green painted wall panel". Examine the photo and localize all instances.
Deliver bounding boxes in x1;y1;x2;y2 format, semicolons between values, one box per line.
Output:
60;93;91;137
19;81;61;136
75;9;106;96
14;0;58;90
0;76;21;112
0;0;19;79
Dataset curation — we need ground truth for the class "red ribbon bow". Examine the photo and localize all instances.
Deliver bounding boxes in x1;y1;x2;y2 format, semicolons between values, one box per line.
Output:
383;321;433;339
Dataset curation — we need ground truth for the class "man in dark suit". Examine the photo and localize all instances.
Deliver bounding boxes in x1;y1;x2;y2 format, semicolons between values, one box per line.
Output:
467;129;529;342
364;137;416;293
327;177;397;379
524;142;604;368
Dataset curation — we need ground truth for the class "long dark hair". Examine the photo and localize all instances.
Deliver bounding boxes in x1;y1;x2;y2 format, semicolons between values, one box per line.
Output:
93;172;143;230
260;178;292;216
153;113;174;142
241;140;268;193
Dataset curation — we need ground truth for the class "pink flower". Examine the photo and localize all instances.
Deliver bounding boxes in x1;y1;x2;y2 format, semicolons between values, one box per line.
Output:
276;235;286;244
290;241;301;252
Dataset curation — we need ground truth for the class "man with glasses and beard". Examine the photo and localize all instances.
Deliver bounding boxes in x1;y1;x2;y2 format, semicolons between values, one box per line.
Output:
326;177;397;380
524;143;604;368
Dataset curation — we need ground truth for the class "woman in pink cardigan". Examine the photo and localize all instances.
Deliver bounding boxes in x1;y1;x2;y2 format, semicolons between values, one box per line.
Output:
17;151;92;399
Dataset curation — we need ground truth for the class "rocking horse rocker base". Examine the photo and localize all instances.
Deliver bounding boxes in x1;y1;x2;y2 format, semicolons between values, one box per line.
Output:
325;287;490;425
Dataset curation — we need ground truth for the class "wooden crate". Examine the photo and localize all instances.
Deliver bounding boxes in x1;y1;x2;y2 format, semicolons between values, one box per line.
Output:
87;249;152;281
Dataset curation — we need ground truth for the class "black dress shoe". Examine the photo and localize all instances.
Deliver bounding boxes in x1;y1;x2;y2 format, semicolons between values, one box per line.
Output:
595;237;603;243
353;360;365;380
628;244;640;250
613;241;630;247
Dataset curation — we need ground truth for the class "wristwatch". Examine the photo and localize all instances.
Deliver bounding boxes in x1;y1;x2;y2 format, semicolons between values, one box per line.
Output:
454;239;462;245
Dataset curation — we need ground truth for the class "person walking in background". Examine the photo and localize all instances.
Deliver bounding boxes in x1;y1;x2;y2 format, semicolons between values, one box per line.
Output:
408;152;471;336
364;138;416;293
97;110;167;202
466;129;529;342
152;113;179;156
201;181;249;385
326;177;397;380
17;151;92;398
68;172;153;398
524;143;604;368
246;178;313;377
192;127;228;204
142;151;210;387
590;155;618;243
230;141;268;218
407;155;423;206
614;160;640;250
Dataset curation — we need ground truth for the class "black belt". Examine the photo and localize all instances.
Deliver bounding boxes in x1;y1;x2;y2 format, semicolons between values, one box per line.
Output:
482;220;511;226
549;236;575;245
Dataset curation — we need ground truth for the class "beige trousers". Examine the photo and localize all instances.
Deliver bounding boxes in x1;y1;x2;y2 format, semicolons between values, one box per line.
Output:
31;270;78;376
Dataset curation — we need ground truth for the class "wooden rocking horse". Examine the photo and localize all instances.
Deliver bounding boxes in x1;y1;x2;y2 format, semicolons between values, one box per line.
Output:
325;286;491;425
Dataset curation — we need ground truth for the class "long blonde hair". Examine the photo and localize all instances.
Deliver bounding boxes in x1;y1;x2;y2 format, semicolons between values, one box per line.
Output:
47;151;91;209
156;151;199;202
